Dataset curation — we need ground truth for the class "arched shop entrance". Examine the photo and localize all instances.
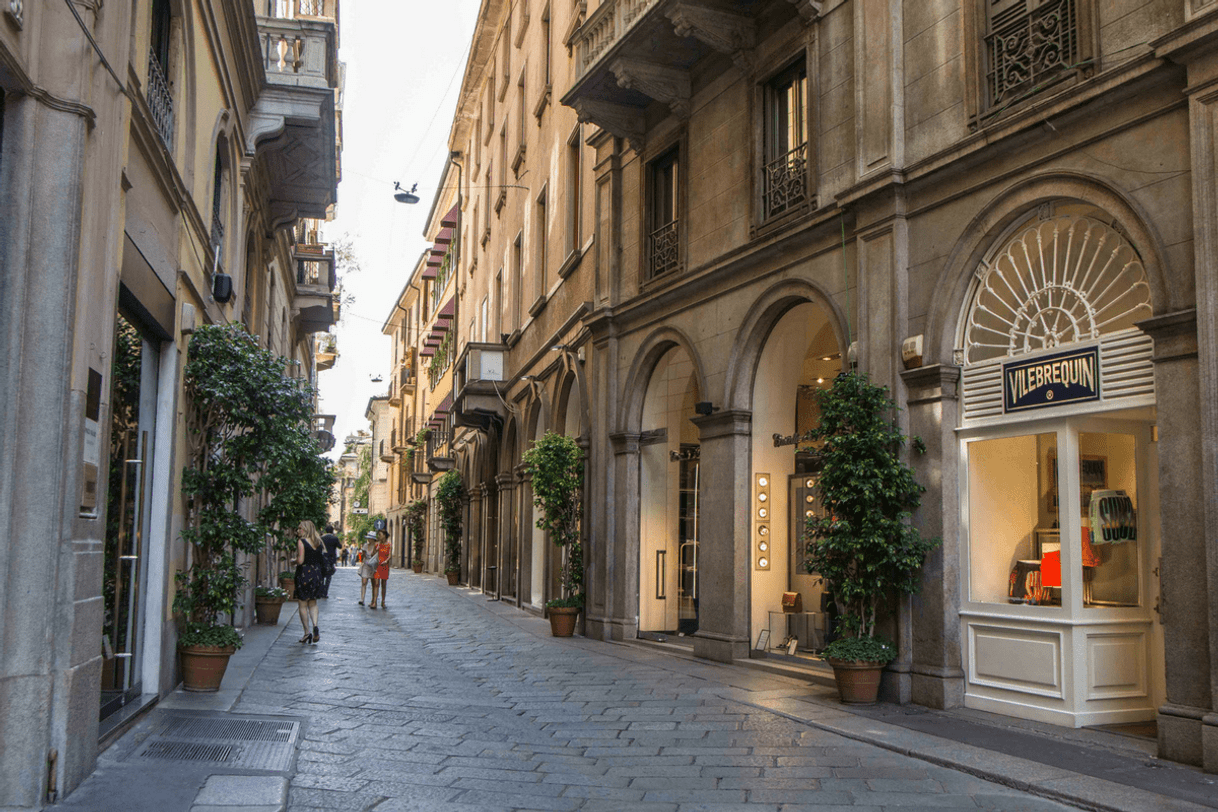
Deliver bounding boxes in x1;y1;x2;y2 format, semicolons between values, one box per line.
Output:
638;345;701;639
748;301;842;654
955;203;1164;727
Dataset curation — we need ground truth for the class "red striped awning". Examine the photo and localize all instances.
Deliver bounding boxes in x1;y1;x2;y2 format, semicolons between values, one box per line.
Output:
436;296;456;321
433;226;454;245
422;266;438;279
420;346;436;357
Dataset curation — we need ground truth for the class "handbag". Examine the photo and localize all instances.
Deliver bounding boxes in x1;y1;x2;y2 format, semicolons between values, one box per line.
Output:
322;547;336;577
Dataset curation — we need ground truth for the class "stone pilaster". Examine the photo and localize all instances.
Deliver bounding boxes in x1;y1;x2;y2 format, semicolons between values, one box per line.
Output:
495;473;516;600
590;432;641;642
467;489;482;589
690;410;753;663
900;364;965;709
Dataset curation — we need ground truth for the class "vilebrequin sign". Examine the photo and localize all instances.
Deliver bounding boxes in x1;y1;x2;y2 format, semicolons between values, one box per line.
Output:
1003;346;1100;413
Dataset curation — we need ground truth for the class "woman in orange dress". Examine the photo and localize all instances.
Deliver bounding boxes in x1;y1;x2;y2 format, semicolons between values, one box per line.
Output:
371;528;392;608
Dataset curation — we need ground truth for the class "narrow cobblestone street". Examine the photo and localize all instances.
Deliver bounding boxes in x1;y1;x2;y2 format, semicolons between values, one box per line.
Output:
219;568;1072;812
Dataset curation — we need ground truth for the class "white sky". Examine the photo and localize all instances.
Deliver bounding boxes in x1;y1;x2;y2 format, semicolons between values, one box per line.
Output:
317;0;482;457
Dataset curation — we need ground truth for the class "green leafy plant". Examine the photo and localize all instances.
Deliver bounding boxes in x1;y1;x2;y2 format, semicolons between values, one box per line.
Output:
255;586;287;599
173;324;331;650
177;622;242;649
802;371;939;663
278;570;296;581
435;471;464;574
522;432;585;609
406;499;427;566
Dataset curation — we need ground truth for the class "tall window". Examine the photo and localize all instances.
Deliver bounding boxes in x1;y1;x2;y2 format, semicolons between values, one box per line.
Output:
762;60;808;220
985;0;1079;110
494;270;504;340
512;233;523;330
535;189;548;299
514;69;527;173
480;296;489;342
542;5;552;88
148;0;175;147
565;126;581;256
210;141;227;256
648;148;680;279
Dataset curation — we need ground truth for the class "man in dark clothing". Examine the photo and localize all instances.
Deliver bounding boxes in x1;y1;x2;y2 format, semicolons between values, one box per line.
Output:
319;524;341;598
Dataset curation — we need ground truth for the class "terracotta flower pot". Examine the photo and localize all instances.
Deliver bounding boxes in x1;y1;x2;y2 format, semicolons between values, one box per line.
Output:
412;563;423;574
278;576;295;599
254;597;285;625
547;606;580;637
446;571;460;585
827;658;885;704
178;644;236;692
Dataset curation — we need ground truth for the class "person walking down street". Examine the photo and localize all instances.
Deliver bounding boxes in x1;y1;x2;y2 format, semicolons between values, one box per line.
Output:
294;520;326;644
319;524;341;598
340;546;349;567
358;531;377;606
372;528;392;609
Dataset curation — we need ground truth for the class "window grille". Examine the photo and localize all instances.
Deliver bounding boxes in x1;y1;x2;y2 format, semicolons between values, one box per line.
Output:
985;0;1079;110
648;149;680;279
762;61;808;220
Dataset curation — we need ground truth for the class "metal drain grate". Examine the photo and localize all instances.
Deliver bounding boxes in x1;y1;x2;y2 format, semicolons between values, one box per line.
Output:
140;741;235;763
128;713;299;772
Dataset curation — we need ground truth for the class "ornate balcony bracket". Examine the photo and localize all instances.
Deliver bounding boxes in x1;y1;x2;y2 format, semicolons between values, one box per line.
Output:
787;0;823;23
610;58;691;118
571;98;646;152
665;2;756;74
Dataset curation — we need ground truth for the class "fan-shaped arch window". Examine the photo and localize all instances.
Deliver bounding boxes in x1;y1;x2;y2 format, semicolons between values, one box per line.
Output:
961;204;1152;366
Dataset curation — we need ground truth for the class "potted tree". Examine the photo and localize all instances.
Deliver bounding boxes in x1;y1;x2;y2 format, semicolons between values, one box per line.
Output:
254;586;287;624
523;432;584;637
406;499;427;573
803;372;939;704
175;324;329;691
436;471;464;584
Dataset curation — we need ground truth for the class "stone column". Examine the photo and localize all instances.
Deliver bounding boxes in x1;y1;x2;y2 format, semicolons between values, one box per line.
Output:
900;364;965;709
691;410;753;663
595;432;640;642
518;470;534;605
1137;311;1208;767
468;488;483;589
495;473;516;600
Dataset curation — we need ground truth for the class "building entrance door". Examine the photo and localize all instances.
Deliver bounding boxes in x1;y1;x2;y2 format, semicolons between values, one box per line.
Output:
100;315;159;721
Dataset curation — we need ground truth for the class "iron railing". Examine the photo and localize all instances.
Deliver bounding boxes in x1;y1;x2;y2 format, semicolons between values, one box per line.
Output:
986;0;1077;108
297;258;327;286
762;142;808;220
649;219;680;278
146;48;175;148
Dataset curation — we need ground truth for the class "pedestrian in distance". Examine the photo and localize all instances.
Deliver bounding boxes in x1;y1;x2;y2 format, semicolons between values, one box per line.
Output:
293;520;326;644
372;528;392;609
319;524;341;598
340;546;349;567
358;531;377;606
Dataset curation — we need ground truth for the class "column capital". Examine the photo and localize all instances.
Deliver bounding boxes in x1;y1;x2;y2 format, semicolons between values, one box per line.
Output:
900;364;961;406
691;409;752;440
1137;309;1198;362
608;431;641;455
494;472;515;488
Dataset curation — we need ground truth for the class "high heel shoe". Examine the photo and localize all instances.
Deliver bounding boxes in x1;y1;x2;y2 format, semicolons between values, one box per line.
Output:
312;626;320;642
299;633;312;644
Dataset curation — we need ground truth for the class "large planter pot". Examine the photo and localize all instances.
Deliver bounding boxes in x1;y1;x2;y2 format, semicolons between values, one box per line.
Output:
254;597;285;625
445;571;460;586
412;563;423;574
179;644;236;692
547;606;580;637
278;576;295;599
827;658;885;704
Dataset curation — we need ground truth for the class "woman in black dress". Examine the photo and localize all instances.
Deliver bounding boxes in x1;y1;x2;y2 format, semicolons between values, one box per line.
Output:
294;520;326;643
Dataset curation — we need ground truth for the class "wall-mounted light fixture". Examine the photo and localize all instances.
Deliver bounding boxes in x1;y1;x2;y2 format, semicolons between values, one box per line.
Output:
694;401;718;416
755;473;771;570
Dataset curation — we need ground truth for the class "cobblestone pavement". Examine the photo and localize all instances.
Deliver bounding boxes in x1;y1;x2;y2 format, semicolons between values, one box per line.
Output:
238;568;1076;812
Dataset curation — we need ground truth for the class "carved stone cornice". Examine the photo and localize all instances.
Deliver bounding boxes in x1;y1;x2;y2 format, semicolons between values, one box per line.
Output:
787;0;823;23
610;58;691;118
571;98;645;152
665;1;755;74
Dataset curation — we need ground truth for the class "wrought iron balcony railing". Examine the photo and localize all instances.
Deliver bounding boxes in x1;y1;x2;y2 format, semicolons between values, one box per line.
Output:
146;48;175;149
985;0;1078;109
649;219;680;278
762;142;808;221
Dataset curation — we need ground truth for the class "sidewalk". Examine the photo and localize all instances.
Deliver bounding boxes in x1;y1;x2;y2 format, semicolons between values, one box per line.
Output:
58;571;1217;812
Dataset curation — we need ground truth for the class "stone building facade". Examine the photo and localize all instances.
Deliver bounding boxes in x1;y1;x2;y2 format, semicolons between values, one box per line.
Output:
0;0;342;805
420;0;1218;773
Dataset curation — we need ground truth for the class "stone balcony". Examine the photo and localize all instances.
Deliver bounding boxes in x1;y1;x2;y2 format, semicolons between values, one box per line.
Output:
250;5;340;229
453;342;508;433
293;245;336;333
562;0;818;149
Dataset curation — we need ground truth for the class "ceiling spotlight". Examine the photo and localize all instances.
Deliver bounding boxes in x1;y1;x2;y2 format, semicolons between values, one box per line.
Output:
393;182;420;204
817;377;825;384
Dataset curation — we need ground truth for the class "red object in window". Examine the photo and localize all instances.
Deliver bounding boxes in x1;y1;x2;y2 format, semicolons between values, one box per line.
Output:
1041;551;1061;588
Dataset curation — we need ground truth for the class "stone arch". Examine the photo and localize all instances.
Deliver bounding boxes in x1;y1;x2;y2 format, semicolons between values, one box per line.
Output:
722;278;849;413
619;326;709;434
925;171;1171;366
553;350;590;439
